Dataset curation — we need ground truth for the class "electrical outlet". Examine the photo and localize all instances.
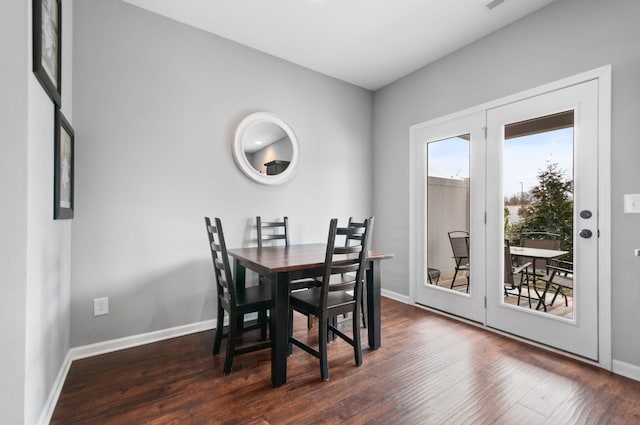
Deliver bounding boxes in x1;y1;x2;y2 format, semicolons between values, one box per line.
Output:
624;194;640;213
94;297;109;316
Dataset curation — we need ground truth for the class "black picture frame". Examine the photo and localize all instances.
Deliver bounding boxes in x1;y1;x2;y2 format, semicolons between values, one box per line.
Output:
33;0;62;106
54;108;74;219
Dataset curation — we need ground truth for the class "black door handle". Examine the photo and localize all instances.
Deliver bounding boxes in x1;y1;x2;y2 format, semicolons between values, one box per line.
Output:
579;229;593;239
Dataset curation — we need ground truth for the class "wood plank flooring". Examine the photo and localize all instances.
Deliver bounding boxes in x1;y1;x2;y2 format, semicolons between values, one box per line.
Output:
51;298;640;424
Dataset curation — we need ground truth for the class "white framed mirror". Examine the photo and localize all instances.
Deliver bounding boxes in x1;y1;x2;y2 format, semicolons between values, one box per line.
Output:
233;112;300;185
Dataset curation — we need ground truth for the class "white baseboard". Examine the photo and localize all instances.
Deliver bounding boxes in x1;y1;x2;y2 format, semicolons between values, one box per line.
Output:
36;350;74;425
612;359;640;382
381;289;410;304
37;318;217;425
70;319;216;360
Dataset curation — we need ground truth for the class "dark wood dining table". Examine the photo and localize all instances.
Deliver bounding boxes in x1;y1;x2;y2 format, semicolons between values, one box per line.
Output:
227;243;393;387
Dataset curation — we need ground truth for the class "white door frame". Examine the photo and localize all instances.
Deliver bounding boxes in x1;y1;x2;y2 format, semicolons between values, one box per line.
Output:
408;65;611;370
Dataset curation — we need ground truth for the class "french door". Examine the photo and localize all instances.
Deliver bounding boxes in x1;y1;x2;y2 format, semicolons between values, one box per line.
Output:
486;80;599;360
410;74;608;362
411;111;486;324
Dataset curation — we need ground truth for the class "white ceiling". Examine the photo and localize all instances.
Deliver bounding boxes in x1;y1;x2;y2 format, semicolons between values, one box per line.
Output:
121;0;558;90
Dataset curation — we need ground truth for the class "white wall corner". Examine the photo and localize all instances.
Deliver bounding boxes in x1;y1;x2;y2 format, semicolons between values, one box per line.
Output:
36;350;73;425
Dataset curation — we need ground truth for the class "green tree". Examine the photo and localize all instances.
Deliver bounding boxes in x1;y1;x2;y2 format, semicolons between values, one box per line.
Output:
509;162;573;254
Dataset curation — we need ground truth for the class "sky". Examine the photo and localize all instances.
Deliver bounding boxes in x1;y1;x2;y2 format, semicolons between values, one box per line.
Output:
428;128;574;198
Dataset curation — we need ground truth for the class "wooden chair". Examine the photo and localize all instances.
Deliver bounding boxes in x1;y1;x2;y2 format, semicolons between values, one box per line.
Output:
256;216;290;248
288;217;373;381
205;217;272;375
504;239;534;308
256;216;317;329
448;230;470;292
345;217;371;328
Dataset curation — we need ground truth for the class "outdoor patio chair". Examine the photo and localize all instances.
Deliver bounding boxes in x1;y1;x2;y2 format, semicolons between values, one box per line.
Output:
518;231;561;273
504;239;534;308
536;259;573;311
428;268;441;285
448;230;470;292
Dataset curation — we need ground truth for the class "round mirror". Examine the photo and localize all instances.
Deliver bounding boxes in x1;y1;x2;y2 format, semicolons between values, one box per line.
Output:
233;112;300;185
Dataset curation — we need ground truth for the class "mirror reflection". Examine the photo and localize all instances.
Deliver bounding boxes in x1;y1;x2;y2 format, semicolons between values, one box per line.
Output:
233;112;299;185
243;122;292;175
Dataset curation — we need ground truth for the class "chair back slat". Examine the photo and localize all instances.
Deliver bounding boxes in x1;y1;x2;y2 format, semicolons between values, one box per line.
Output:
261;234;287;241
334;245;362;255
331;263;360;275
257;216;290;248
343;217;366;246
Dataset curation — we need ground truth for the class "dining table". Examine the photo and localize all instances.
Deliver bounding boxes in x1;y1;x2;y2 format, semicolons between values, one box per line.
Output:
509;245;569;310
227;243;393;387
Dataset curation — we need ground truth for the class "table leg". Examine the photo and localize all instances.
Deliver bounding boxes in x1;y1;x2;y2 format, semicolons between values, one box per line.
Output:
234;260;246;334
271;271;290;387
366;260;381;349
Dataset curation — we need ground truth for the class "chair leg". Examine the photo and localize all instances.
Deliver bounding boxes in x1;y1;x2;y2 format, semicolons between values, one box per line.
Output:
353;307;362;366
535;283;549;312
551;286;568;307
361;289;367;329
319;316;329;381
307;313;313;329
450;268;459;289
259;310;268;340
288;307;294;355
213;307;225;355
223;313;237;375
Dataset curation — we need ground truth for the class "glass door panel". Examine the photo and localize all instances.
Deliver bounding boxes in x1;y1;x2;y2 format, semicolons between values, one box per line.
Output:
503;112;574;319
427;135;470;293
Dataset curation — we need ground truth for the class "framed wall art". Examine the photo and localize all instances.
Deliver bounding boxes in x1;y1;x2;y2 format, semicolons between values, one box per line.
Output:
54;108;74;219
33;0;62;106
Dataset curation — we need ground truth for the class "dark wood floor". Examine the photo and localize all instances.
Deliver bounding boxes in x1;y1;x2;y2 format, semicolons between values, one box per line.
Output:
51;298;640;424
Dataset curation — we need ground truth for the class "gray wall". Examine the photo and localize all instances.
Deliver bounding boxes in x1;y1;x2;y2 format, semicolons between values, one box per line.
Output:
71;0;373;346
1;0;73;424
0;1;28;422
373;0;640;368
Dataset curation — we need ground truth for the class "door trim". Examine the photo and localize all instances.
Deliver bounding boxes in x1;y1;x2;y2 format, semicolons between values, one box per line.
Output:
408;65;611;370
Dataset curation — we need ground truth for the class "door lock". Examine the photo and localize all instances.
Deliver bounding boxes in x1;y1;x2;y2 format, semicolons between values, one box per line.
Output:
579;229;593;239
